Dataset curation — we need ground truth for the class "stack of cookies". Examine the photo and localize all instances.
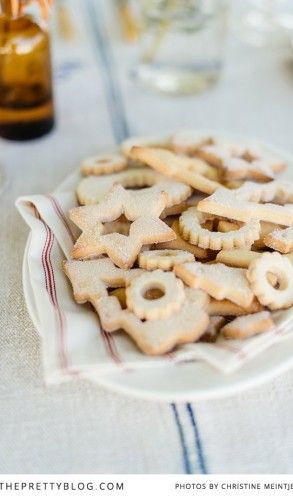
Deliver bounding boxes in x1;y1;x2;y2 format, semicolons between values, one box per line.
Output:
64;130;293;355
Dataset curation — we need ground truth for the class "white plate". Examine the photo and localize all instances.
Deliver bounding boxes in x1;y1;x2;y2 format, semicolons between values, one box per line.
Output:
23;131;293;401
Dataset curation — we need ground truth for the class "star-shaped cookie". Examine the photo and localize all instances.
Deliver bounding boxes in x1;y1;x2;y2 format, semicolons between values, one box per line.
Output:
70;184;176;268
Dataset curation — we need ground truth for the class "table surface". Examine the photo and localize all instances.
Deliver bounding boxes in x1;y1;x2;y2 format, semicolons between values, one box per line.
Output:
1;0;293;474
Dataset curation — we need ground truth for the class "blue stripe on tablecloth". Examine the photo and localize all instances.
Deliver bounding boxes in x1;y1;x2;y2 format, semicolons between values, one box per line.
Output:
186;403;208;474
171;403;192;474
85;0;207;475
85;0;129;143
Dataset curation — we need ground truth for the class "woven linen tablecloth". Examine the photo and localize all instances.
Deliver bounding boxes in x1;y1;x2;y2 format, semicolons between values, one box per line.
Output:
1;0;293;474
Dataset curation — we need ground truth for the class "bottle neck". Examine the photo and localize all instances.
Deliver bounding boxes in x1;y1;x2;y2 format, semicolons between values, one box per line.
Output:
1;1;52;21
1;0;19;17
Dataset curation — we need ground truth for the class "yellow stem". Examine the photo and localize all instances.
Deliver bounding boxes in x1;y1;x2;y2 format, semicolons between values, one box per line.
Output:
141;0;176;64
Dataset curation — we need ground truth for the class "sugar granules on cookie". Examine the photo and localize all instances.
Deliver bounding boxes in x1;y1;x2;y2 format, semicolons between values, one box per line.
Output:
198;187;293;225
179;206;260;250
264;226;293;254
174;261;254;307
70;184;176;267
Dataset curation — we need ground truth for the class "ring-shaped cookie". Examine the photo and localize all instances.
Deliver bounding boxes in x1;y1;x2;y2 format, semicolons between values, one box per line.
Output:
126;270;185;320
179;207;261;250
77;168;191;207
81;153;127;176
247;252;293;310
138;249;194;271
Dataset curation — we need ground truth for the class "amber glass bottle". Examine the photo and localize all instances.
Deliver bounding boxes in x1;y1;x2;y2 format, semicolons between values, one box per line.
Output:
0;4;54;140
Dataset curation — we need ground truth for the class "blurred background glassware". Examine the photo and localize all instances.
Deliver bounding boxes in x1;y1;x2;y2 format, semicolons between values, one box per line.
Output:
0;0;54;141
131;0;228;95
236;0;293;47
114;0;141;43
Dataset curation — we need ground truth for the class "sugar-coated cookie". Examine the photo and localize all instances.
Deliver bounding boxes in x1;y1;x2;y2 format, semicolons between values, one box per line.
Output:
81;153;127;176
70;185;175;267
216;248;260;268
121;135;171;159
179;207;260;250
247;252;293;310
221;311;274;339
156;219;209;259
77;169;191;207
138;249;194;271
198;187;293;226
208;297;263;316
197;139;286;180
64;258;142;303
264;226;293;254
95;288;209;355
130;147;221;194
63;132;293;356
170;129;213;155
216;248;293;269
126;270;185;320
174;261;254;307
64;259;209;354
236;180;293;204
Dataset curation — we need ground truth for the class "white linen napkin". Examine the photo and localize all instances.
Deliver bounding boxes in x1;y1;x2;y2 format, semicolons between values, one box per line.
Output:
16;192;293;383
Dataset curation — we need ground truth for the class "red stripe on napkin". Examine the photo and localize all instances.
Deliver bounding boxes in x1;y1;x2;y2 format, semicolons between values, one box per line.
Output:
40;219;68;370
100;328;122;364
45;200;124;366
47;194;76;243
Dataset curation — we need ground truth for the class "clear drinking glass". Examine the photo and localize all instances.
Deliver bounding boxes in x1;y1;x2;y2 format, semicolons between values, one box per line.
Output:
131;0;228;95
